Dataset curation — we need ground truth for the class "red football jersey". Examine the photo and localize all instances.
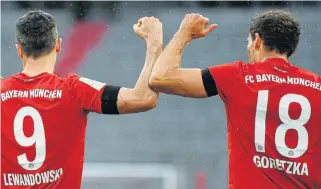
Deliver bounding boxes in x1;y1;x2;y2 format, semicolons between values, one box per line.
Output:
1;72;106;188
208;58;321;189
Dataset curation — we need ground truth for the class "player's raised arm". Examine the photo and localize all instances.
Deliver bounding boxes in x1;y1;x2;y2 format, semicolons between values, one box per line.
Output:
149;14;218;98
71;17;162;114
113;17;162;114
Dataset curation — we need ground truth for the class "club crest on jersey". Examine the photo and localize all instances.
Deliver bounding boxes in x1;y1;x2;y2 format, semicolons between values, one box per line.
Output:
79;77;105;91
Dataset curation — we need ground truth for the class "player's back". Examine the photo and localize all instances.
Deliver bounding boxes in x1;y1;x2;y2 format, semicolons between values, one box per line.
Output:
1;72;88;188
224;58;321;189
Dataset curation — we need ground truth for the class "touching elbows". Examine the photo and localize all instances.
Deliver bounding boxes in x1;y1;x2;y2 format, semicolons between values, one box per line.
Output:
149;76;163;91
139;93;158;112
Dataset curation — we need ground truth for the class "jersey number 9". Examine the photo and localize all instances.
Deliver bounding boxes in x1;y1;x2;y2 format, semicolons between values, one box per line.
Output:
14;106;46;171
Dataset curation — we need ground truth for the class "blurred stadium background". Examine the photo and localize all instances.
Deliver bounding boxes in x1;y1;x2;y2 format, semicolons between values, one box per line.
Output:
1;1;321;189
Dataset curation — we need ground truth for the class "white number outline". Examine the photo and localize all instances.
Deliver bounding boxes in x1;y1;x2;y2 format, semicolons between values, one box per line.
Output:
14;106;46;170
254;90;310;158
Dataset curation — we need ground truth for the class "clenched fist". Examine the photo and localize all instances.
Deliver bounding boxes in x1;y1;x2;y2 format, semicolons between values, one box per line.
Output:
178;13;218;40
134;17;163;44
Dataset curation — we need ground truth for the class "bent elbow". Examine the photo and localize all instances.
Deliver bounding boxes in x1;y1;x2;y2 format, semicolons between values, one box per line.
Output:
146;99;157;111
143;95;158;111
149;76;164;90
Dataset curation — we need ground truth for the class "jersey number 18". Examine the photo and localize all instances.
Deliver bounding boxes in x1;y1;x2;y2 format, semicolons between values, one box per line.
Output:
254;90;310;158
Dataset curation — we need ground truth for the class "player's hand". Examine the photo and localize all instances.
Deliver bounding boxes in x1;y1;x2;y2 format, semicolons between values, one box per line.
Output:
133;17;163;44
178;13;218;40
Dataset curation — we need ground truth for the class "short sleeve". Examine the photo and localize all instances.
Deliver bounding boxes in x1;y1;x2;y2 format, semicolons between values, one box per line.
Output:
67;74;107;113
208;61;244;103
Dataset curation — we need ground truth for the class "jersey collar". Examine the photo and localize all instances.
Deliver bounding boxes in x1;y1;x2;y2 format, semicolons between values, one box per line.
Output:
13;72;51;81
264;58;294;70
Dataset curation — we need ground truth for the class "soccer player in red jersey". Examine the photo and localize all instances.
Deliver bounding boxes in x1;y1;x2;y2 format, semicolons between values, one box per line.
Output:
149;10;321;189
1;11;162;188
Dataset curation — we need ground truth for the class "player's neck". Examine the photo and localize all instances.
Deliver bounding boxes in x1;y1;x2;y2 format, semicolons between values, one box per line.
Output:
260;52;288;63
22;55;56;76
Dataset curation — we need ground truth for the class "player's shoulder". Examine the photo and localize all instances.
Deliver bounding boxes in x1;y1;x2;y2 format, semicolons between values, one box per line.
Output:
63;73;80;89
207;60;247;81
66;73;80;80
227;60;251;75
65;73;95;82
1;74;19;91
209;60;246;72
240;60;268;70
66;73;106;91
294;65;321;79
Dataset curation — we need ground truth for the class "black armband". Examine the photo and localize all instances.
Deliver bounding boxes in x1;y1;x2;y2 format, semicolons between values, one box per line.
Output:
101;85;121;114
201;68;218;97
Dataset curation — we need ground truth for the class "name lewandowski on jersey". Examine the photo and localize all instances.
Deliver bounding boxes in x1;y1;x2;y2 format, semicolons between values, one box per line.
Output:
3;168;63;186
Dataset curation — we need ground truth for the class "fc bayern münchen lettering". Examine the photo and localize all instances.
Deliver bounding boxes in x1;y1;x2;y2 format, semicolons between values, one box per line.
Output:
1;89;62;102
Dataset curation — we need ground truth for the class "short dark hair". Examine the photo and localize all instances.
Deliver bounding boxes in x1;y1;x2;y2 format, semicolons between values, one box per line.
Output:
249;10;301;57
16;10;58;59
